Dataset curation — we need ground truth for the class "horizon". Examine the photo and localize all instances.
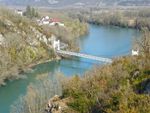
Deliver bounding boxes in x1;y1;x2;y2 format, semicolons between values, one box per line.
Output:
0;0;150;8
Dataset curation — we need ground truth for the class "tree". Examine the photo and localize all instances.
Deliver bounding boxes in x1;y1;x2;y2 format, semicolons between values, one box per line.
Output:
24;5;39;18
136;29;150;70
10;74;62;113
24;5;31;18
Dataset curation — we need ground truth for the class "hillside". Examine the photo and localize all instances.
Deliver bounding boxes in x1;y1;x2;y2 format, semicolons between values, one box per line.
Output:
0;8;57;85
0;8;88;86
0;0;150;7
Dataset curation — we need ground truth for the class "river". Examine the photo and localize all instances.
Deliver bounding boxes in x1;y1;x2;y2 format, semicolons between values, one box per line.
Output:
0;24;139;113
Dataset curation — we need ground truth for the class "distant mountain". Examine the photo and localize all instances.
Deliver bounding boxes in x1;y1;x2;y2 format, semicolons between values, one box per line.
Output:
0;0;150;7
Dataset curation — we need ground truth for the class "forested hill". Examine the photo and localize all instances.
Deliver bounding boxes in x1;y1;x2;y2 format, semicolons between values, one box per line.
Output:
0;0;150;7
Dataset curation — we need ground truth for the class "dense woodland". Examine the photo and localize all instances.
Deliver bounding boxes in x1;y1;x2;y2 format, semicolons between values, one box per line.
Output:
67;8;150;30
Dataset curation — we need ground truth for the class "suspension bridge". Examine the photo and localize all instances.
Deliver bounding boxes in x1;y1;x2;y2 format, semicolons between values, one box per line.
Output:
56;50;112;63
53;39;112;63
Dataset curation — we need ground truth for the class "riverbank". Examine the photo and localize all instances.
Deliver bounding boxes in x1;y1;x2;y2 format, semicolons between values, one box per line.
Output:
67;8;150;31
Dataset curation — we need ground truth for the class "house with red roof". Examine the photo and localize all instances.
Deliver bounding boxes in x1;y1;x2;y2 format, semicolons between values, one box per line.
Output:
38;16;65;27
49;18;65;27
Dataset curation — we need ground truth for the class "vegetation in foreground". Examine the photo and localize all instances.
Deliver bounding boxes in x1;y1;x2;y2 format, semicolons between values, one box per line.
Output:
63;29;150;113
11;73;62;113
11;29;150;113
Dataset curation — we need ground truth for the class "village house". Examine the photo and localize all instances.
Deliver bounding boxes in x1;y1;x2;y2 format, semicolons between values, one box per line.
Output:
38;16;50;25
49;18;65;27
15;10;23;16
38;16;65;27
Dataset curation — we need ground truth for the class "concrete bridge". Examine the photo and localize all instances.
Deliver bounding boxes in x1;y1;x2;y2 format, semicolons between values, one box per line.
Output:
53;39;112;63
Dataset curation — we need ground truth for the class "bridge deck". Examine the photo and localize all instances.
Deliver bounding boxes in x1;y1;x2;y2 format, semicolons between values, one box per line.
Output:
57;50;112;63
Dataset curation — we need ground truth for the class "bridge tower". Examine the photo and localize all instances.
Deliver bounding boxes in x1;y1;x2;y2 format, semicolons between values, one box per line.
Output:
53;39;60;51
132;49;139;56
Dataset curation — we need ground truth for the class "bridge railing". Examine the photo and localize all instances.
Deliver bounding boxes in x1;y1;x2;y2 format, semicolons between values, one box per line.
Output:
57;50;112;63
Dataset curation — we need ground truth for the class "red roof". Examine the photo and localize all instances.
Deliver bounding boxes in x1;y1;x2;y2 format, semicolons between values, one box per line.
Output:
50;18;60;22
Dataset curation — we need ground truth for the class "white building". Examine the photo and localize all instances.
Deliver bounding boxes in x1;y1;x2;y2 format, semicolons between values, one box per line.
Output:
15;10;23;16
38;16;50;25
38;16;65;27
132;49;139;56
